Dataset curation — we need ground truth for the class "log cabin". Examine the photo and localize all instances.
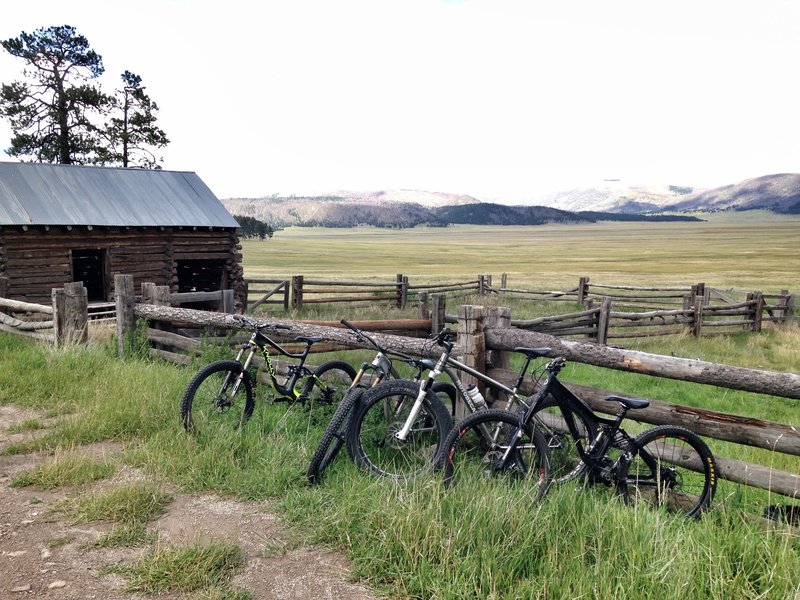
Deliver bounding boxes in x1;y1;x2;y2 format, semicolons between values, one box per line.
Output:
0;162;243;309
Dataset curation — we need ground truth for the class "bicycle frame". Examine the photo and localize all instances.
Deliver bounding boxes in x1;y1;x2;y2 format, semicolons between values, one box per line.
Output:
232;328;318;402
394;330;537;442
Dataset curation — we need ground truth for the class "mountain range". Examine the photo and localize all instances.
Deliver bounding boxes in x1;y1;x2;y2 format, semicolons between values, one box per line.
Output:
221;173;800;228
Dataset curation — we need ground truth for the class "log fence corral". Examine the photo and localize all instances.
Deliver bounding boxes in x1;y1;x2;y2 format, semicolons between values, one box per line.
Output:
2;273;799;506
242;274;794;343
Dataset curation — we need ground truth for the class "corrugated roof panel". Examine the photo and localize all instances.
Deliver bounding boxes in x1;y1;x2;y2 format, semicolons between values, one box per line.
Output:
0;162;240;228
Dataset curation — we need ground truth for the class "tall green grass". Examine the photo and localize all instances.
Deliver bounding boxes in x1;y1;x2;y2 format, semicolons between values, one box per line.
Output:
1;328;798;599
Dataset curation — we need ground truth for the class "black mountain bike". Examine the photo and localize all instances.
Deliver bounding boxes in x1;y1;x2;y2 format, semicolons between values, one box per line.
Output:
306;319;455;483
181;314;356;434
442;352;718;518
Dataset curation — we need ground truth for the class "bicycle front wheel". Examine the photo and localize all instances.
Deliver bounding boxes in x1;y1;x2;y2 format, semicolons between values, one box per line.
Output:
441;408;550;498
307;387;363;484
620;425;717;518
346;379;452;479
180;360;254;434
303;360;357;407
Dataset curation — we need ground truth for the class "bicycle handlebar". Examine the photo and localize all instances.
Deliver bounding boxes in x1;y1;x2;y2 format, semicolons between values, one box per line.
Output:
340;318;417;362
435;328;456;350
546;356;567;374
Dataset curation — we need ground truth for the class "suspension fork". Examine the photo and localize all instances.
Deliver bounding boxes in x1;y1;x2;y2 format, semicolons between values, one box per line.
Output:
394;349;447;441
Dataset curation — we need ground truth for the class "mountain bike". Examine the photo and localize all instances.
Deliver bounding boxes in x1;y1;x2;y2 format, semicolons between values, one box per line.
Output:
345;328;555;481
442;353;718;518
181;314;356;434
306;319;455;483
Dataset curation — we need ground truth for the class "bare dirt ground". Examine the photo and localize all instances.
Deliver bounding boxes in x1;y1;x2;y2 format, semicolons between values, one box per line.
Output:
0;405;374;599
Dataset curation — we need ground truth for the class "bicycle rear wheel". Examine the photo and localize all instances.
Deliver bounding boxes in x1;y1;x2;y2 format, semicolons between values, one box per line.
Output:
346;379;452;479
441;408;550;497
307;387;363;484
180;360;254;434
620;425;717;518
530;395;596;484
303;360;356;407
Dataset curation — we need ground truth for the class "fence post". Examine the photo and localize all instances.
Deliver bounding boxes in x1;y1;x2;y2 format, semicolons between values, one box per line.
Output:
478;274;486;296
58;281;88;346
292;275;304;311
154;285;171;306
430;293;446;334
400;275;409;309
500;273;507;292
242;280;249;313
689;282;706;308
457;304;485;419
418;291;429;320
395;274;404;308
283;280;290;311
484;305;511;406
692;296;704;336
115;274;136;359
596;297;611;344
222;289;235;314
51;287;65;347
785;294;796;325
750;292;764;333
577;276;589;304
141;282;156;304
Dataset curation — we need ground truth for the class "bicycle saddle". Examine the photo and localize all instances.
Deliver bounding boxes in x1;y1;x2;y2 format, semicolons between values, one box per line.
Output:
513;347;551;358
605;395;650;410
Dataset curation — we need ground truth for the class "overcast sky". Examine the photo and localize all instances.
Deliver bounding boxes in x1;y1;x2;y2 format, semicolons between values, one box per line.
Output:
1;0;799;202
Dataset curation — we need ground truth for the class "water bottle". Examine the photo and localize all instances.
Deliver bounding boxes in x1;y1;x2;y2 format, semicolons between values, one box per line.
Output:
465;384;486;409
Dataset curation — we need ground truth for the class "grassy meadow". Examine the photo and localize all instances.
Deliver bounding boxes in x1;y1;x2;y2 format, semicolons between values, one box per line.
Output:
242;211;800;291
2;210;799;599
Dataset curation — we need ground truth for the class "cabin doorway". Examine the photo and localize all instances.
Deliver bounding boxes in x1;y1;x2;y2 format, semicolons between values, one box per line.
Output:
71;249;108;301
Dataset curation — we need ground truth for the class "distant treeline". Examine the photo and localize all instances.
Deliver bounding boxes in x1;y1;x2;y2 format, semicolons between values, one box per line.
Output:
234;215;275;239
230;201;704;230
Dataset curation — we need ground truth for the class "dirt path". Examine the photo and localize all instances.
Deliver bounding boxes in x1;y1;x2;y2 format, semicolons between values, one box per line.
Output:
0;405;374;599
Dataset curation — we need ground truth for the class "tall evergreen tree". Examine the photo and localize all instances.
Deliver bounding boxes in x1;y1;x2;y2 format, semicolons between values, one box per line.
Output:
0;25;110;164
97;70;169;169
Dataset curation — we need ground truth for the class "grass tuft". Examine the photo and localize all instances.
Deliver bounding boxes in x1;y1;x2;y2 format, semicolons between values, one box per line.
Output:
11;451;115;489
105;543;245;594
54;483;171;525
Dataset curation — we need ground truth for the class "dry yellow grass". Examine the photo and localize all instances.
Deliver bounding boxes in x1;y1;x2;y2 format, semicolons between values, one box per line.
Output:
241;211;800;292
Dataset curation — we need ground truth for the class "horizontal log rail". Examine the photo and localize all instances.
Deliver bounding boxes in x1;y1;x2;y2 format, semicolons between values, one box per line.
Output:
0;297;54;315
484;326;800;399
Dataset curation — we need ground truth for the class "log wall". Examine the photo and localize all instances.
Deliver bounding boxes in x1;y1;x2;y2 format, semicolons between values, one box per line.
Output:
0;225;244;308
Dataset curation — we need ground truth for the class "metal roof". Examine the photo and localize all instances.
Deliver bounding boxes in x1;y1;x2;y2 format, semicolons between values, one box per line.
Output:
0;162;240;228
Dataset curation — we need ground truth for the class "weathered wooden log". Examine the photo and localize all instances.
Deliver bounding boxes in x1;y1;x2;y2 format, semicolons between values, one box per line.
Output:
0;311;53;330
0;323;55;341
0;297;54;314
484;326;800;400
715;455;799;498
134;304;437;357
512;307;598;327
297;319;431;332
